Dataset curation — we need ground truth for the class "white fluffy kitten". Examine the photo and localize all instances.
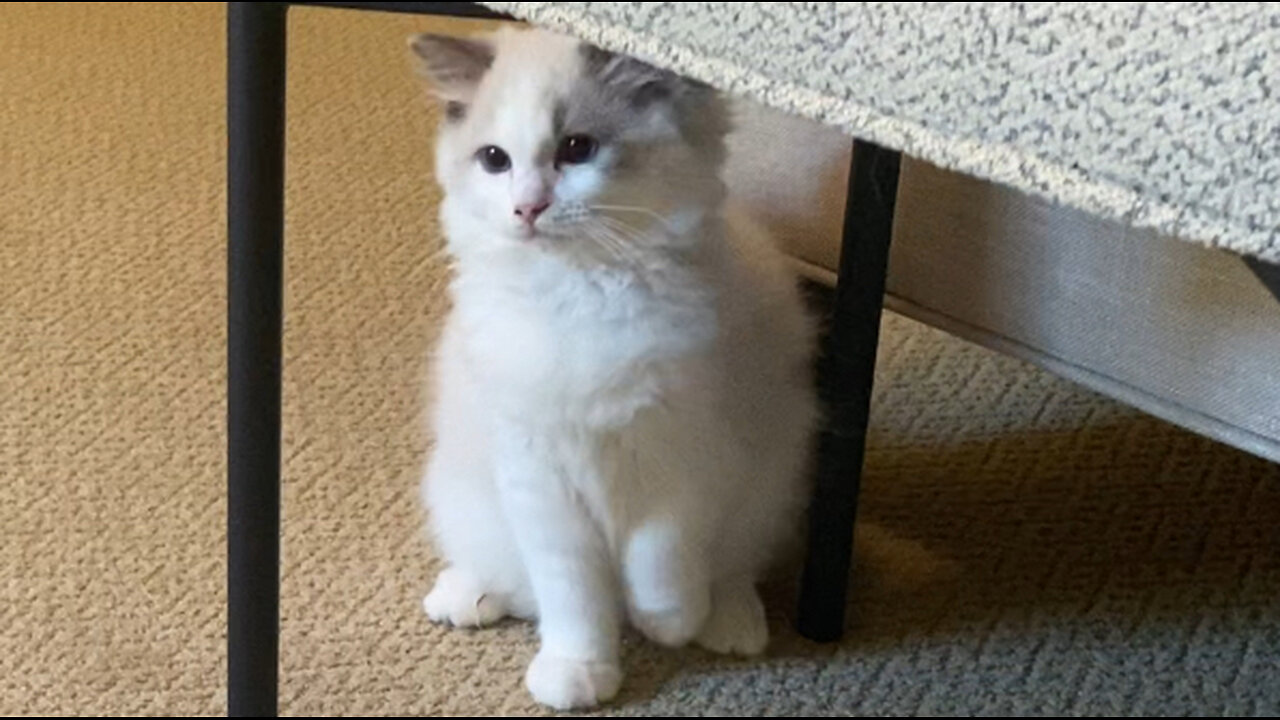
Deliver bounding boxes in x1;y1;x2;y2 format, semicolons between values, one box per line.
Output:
410;28;818;710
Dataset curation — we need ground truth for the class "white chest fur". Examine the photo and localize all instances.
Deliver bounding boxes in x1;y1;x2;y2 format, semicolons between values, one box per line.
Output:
450;250;718;429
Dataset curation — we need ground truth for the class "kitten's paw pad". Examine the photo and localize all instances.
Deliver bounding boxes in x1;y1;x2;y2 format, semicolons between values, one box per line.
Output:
696;584;768;656
524;651;621;710
422;568;505;628
630;604;708;648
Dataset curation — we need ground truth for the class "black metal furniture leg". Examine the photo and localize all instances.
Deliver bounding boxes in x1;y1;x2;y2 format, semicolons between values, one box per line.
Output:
228;3;288;716
797;140;901;643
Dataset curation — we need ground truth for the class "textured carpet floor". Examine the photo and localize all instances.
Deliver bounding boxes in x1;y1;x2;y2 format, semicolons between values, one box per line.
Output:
3;3;1278;716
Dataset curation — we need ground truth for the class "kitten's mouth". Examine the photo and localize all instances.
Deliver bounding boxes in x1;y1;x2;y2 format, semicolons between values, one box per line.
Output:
517;221;570;242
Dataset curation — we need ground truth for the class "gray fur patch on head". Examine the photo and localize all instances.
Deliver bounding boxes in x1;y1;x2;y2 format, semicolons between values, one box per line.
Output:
578;45;679;109
565;43;729;161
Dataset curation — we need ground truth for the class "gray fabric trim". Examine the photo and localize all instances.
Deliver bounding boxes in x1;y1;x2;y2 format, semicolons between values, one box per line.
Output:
788;257;1279;465
886;292;1280;466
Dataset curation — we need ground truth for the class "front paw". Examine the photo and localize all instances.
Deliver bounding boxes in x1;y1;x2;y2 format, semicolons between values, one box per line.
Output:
695;580;768;656
524;650;622;710
422;567;506;628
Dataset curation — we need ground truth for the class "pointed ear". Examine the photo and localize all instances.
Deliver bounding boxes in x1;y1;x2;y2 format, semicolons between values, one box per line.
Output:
581;45;698;108
408;33;494;109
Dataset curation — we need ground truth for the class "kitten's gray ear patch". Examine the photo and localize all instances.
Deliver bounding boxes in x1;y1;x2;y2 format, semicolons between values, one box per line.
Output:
580;44;683;108
409;33;494;99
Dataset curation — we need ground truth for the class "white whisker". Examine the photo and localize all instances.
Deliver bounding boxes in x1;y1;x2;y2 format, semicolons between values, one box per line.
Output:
582;221;649;270
589;204;674;231
577;224;631;267
593;215;652;242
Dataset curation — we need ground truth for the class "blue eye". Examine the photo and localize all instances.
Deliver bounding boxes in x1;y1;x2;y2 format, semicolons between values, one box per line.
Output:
477;145;511;173
555;135;598;167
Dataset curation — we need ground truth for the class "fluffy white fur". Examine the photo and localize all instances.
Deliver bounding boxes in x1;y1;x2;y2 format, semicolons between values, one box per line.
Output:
410;28;818;710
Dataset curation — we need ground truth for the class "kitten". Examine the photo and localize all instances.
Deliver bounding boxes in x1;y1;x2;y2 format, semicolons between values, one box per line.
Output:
409;28;818;710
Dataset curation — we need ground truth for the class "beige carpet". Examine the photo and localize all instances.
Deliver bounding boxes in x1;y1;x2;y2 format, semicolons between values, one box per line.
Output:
3;3;1278;716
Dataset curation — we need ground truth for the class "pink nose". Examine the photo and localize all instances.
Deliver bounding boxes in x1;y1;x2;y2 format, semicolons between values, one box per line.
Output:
514;200;550;225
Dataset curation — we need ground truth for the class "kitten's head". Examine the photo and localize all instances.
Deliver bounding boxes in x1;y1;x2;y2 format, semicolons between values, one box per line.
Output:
410;28;729;256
